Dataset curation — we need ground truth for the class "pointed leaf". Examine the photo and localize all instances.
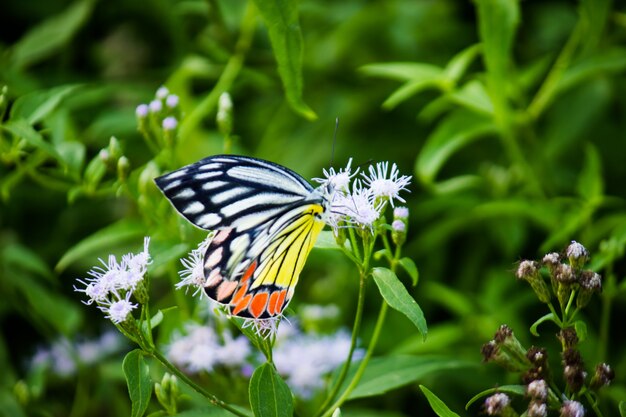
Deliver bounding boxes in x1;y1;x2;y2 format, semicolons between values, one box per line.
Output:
11;0;95;69
398;257;419;286
619;401;626;417
10;85;82;125
577;144;603;200
419;385;461;417
530;313;558;337
123;350;152;417
252;0;317;120
416;110;496;185
360;62;443;82
443;44;482;83
249;363;293;417
372;267;427;339
2;120;63;163
55;219;146;272
347;356;474;400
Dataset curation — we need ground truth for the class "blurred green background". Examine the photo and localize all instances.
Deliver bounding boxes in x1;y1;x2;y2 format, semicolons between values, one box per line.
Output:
1;0;626;415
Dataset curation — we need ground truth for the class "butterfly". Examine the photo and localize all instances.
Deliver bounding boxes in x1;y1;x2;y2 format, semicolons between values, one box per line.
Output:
155;155;333;319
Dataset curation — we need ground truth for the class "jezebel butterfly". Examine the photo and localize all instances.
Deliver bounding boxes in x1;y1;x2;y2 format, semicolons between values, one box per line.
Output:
155;155;332;319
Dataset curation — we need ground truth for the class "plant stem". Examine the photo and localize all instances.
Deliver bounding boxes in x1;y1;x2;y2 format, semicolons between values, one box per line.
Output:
179;1;257;140
151;349;249;417
320;300;389;417
315;269;368;416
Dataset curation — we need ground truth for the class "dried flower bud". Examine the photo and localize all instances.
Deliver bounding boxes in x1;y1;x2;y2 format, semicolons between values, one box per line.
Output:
527;400;547;417
558;328;578;350
590;363;614;390
562;352;586;394
542;252;560;267
523;347;549;383
516;260;551;303
484;393;510;416
577;271;602;308
566;241;589;270
526;346;548;367
493;325;531;371
560;400;585;417
526;379;547;400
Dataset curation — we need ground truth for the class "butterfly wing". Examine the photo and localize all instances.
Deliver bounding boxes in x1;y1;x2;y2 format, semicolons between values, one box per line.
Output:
155;155;328;318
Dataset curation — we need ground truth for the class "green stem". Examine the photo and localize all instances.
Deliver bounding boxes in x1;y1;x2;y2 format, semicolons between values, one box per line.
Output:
315;270;367;416
547;302;563;327
563;290;577;325
584;390;605;417
321;301;389;417
179;1;257;141
151;350;248;417
598;272;615;362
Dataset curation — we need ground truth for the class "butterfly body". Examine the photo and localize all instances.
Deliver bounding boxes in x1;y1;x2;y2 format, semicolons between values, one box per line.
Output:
155;155;331;319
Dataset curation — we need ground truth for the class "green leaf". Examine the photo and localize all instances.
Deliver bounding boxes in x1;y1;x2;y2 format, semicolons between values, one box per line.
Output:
55;219;146;272
360;62;443;82
249;363;293;417
574;320;587;343
10;85;82;125
619;401;626;417
11;0;95;69
2;242;54;283
577;143;603;201
419;385;461;417
174;407;252;417
252;0;317;120
314;230;349;250
443;44;482;83
448;80;494;115
2;120;64;163
123;350;152;417
474;0;520;104
415;110;496;185
558;48;626;94
530;313;558;336
398;257;419;286
347;356;474;400
372;267;427;339
465;385;525;410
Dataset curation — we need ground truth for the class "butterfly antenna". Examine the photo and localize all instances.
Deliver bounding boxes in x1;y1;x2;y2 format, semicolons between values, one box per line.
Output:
330;117;339;168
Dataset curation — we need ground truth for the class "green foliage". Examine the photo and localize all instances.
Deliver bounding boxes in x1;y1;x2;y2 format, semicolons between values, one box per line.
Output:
2;0;626;416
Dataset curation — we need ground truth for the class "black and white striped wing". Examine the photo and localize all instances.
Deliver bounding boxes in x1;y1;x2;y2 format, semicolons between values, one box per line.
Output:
154;155;315;232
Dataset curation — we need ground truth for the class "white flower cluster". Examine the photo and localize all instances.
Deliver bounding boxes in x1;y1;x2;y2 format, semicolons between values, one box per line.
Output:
176;234;214;295
167;323;252;373
272;320;363;399
314;159;411;230
31;331;125;377
74;237;151;324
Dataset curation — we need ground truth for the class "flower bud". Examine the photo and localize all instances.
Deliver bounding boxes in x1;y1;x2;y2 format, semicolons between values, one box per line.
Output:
576;271;601;308
393;206;409;219
526;379;547;400
217;92;233;137
135;104;149;119
562;348;585;393
516;260;551;303
108;136;122;160
590;363;614;390
494;325;531;370
149;99;163;114
162;116;178;146
117;156;130;181
331;408;342;417
391;219;406;246
557;327;578;350
484;393;512;416
560;400;585;417
166;94;179;109
527;401;547;417
566;241;589;270
156;86;169;100
155;373;179;414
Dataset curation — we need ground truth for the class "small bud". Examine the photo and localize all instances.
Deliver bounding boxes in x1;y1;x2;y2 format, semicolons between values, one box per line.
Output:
99;149;110;162
516;260;551;303
331;408;342;417
108;136;122;160
527;401;547;417
149;99;163;113
526;379;547;400
523;347;549;383
155;373;179;414
562;348;586;393
117;156;130;181
217;92;233;137
166;94;179;108
484;393;511;416
156;86;169;100
560;400;585;417
162;116;178;131
393;206;409;219
576;271;601;308
391;219;406;246
135;104;149;118
566;241;589;270
590;363;614;390
489;325;531;371
542;252;560;267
